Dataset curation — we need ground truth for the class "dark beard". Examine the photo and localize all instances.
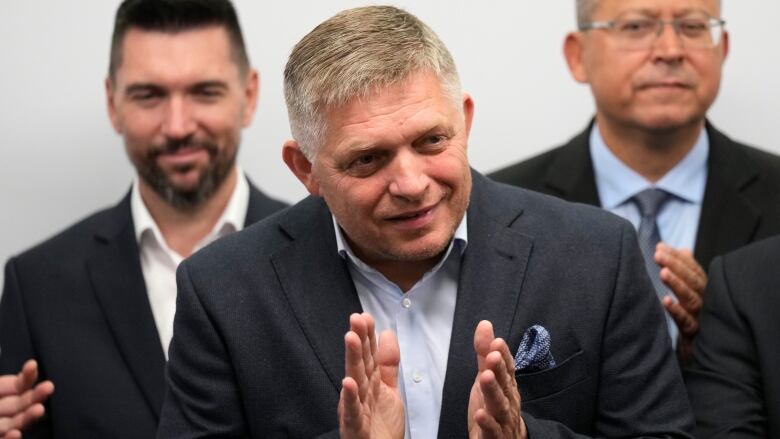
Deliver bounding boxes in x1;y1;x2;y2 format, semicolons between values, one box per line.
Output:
137;137;236;211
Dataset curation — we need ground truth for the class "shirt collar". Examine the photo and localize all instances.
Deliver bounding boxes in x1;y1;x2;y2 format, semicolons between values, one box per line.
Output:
333;212;469;277
131;166;250;248
589;123;709;208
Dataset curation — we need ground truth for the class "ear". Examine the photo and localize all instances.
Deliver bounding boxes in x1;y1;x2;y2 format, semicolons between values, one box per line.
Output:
105;77;122;133
563;32;589;83
282;139;320;196
719;30;730;61
461;92;475;138
241;68;260;127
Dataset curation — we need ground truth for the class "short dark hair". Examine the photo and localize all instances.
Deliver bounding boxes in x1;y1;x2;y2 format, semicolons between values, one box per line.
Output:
109;0;249;79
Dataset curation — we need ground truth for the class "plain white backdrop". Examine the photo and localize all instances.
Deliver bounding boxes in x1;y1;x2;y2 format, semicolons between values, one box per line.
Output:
1;1;779;288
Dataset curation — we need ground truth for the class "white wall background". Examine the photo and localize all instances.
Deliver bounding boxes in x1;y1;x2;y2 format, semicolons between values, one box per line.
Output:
1;1;778;288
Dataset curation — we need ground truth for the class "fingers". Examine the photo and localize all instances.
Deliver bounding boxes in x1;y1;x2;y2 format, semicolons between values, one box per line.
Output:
663;296;700;338
0;360;38;397
338;377;365;438
473;320;495;371
656;244;707;294
376;331;400;390
16;360;39;395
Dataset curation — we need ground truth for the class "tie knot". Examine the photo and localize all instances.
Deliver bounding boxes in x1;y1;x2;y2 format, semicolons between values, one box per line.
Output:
632;188;670;218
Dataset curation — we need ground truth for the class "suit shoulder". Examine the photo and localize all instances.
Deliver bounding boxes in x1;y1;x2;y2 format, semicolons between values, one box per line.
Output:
487;146;565;189
487;179;630;240
10;201;128;267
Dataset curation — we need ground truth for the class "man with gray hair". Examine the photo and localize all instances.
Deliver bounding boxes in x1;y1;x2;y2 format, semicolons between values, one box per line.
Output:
491;0;780;363
159;6;693;438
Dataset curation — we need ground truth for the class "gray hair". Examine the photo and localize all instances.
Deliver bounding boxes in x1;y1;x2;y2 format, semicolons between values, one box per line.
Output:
283;5;461;160
576;0;723;28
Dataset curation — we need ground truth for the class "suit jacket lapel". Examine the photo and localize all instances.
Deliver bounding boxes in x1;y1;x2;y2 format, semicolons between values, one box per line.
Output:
438;173;534;439
270;197;363;393
695;124;761;267
86;193;167;418
542;124;601;206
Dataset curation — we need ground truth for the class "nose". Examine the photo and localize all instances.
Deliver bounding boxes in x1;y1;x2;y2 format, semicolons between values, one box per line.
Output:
387;150;430;202
161;95;196;139
651;21;684;61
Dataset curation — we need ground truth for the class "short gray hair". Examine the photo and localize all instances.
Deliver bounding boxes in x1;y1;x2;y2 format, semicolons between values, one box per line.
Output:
576;0;723;28
283;5;461;160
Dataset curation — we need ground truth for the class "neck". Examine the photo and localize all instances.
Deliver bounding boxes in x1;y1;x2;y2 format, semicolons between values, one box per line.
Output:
138;167;238;257
373;258;440;293
596;115;705;183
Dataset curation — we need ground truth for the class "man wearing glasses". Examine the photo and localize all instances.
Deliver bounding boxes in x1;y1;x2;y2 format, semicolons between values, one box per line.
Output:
491;0;780;363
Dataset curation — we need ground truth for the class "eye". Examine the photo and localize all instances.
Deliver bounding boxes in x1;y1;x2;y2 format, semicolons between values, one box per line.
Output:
416;134;448;152
193;87;224;101
129;89;164;106
678;18;708;36
617;19;656;36
346;152;385;177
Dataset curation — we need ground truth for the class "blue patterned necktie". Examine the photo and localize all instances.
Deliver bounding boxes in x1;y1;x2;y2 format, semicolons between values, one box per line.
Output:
632;188;677;345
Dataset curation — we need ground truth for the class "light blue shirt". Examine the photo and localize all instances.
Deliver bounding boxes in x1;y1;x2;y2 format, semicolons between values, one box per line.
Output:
589;124;708;343
334;215;468;439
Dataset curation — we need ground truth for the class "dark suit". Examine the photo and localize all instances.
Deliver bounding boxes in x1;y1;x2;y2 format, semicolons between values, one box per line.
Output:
685;235;780;438
488;123;780;270
0;182;286;438
158;172;693;438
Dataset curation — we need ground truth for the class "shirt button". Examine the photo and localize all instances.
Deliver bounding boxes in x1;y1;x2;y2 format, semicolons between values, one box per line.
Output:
402;297;412;308
412;371;423;383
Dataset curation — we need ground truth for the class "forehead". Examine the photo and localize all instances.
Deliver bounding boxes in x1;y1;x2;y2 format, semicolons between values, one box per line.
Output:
595;0;720;17
115;26;239;86
322;73;460;151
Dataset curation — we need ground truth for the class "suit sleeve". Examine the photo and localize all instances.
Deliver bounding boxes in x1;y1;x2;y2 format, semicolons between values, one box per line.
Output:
685;256;766;438
0;259;53;438
523;221;695;438
0;258;36;374
157;261;249;438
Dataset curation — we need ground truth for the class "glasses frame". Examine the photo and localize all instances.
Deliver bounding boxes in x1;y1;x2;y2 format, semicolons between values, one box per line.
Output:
579;16;727;49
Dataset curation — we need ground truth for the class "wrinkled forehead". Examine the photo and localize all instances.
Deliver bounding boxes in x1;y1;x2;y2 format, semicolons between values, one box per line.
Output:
594;0;721;18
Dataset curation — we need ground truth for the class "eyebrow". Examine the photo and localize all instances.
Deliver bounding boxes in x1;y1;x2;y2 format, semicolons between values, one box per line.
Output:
123;80;230;95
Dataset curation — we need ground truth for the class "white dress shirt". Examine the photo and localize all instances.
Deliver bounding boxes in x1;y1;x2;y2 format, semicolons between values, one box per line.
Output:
131;169;249;357
334;215;468;439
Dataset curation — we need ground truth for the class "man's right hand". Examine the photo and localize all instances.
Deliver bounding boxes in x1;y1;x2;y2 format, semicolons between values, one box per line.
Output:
338;313;404;439
0;360;54;439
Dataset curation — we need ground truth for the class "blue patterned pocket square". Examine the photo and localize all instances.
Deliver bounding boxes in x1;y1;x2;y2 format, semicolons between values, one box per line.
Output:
514;325;556;373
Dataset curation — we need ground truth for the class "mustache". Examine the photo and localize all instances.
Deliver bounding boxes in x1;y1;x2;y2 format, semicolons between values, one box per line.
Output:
147;137;218;158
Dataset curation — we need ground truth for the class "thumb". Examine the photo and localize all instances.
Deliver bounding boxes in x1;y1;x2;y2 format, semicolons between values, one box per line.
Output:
377;330;400;389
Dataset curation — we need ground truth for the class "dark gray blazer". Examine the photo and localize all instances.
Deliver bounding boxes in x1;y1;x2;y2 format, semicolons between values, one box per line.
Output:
158;171;694;438
0;182;287;438
685;235;780;438
488;123;780;271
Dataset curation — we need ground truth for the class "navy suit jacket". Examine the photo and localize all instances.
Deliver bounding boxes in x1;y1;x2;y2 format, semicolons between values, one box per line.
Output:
0;182;287;438
159;172;694;438
489;123;780;270
685;235;780;438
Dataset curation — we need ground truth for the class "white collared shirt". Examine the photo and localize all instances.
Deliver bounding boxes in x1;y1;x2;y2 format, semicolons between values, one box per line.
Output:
334;215;468;439
131;168;249;357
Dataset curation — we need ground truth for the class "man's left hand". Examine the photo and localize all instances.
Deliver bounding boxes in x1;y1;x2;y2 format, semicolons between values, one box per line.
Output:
468;320;527;439
655;243;707;363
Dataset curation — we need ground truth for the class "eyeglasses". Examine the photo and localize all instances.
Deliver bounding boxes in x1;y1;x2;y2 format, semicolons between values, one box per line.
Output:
579;15;726;50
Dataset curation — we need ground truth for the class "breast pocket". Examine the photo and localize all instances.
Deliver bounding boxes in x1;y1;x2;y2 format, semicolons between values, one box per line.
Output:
515;349;588;403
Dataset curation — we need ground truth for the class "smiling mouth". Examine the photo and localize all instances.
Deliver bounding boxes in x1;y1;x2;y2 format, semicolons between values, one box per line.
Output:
387;205;436;222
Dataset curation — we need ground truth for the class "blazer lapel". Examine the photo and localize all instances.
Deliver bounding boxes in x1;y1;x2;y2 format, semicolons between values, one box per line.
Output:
695;124;762;267
542;124;601;206
438;174;534;439
270;197;363;393
86;194;167;418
